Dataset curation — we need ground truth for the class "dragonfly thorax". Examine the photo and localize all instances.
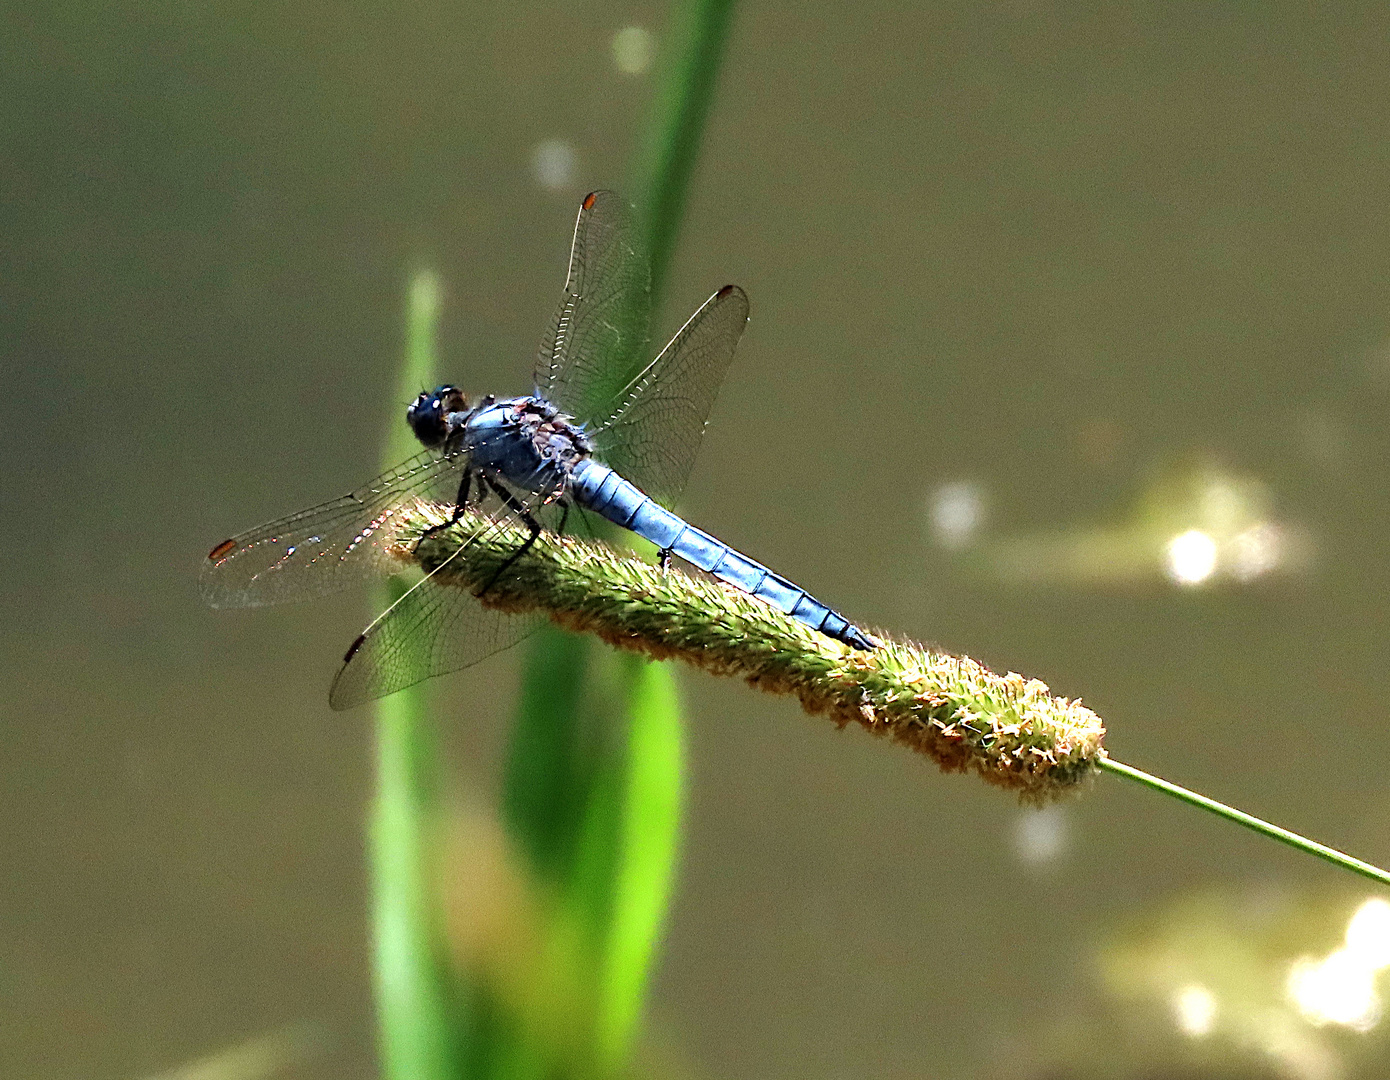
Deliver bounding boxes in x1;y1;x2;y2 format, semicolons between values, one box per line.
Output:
464;395;591;496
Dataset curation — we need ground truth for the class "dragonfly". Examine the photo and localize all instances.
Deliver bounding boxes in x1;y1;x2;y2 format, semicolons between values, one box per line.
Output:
202;191;879;710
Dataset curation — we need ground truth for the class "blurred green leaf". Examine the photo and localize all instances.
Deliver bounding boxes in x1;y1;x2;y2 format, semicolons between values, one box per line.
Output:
372;270;461;1080
497;636;684;1075
367;1;739;1074
497;1;739;1075
596;654;684;1067
504;629;595;886
632;0;738;306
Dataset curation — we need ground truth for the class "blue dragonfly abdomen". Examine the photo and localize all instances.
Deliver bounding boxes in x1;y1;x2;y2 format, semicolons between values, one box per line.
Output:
570;458;878;651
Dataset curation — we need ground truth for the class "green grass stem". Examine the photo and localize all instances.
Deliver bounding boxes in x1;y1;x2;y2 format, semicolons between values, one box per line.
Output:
498;2;742;1072
594;655;683;1065
630;0;738;303
372;270;459;1080
1097;756;1390;889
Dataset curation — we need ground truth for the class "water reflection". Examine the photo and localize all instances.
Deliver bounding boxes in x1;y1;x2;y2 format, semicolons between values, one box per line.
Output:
1097;890;1390;1080
531;138;579;191
1013;804;1068;868
1173;983;1218;1037
612;27;655;76
141;1022;328;1080
933;458;1312;589
927;480;988;551
1288;899;1390;1032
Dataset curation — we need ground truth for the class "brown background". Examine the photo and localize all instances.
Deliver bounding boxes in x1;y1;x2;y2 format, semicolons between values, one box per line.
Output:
5;2;1390;1077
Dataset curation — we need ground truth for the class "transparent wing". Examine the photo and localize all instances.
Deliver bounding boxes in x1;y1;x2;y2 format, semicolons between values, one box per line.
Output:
589;284;749;508
326;489;560;711
534;190;651;427
200;450;467;609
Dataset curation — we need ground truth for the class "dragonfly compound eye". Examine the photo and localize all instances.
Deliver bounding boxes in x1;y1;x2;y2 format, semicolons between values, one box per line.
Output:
407;385;462;448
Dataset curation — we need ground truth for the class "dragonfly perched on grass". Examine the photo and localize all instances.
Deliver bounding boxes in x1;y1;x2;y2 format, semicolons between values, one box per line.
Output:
203;191;879;709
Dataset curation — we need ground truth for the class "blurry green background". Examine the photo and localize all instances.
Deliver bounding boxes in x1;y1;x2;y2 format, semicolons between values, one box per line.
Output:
6;2;1390;1077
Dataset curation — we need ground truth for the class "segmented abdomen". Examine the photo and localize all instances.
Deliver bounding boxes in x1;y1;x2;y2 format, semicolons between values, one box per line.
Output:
569;459;877;651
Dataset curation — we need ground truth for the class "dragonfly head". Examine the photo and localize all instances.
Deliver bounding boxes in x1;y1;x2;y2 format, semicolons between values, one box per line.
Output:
407;385;469;448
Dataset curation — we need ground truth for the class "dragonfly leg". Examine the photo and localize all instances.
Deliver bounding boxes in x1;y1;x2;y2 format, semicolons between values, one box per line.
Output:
555;498;570;537
416;467;474;549
475;474;542;598
657;547;672;573
450;467;476;521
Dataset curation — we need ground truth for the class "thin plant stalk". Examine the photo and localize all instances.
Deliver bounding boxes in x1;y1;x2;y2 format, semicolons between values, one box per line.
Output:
501;0;743;1072
631;0;738;303
1097;756;1390;889
371;270;459;1080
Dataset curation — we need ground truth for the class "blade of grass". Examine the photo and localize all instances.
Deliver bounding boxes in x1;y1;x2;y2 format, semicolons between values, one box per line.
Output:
632;0;739;305
372;269;460;1080
587;5;738;1054
503;630;594;883
595;654;684;1067
502;0;741;1071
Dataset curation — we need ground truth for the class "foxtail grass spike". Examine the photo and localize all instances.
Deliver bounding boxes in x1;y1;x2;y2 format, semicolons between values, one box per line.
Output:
403;505;1104;801
395;503;1390;887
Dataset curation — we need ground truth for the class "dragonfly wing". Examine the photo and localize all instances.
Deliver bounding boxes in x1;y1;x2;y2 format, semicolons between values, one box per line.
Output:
589;284;749;508
326;494;557;710
200;450;466;609
534;190;651;427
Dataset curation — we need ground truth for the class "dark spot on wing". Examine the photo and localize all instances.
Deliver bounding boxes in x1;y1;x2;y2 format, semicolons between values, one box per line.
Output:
716;284;736;298
208;538;237;561
582;191;598;210
343;632;367;663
